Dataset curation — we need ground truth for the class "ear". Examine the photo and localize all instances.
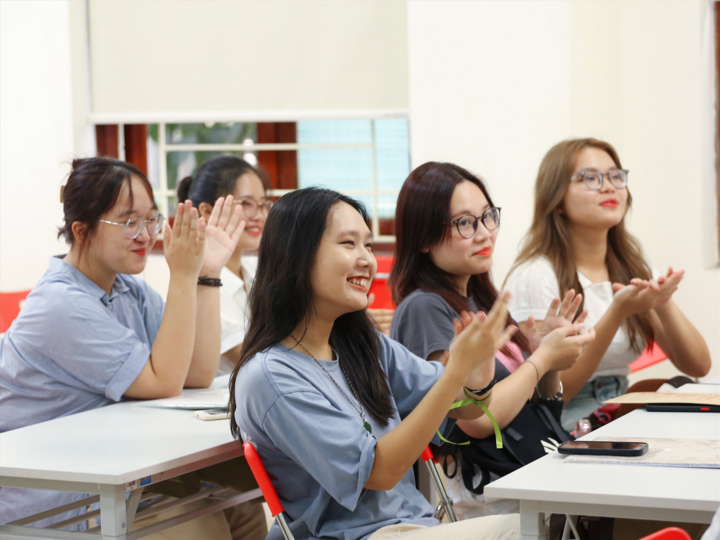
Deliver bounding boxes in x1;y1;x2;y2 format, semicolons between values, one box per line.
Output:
71;221;88;245
421;245;430;254
198;201;214;221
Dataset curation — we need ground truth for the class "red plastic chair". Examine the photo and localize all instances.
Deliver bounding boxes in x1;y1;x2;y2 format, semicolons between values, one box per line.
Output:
421;446;457;523
0;290;31;334
639;527;691;540
243;441;456;538
243;441;294;540
368;256;395;309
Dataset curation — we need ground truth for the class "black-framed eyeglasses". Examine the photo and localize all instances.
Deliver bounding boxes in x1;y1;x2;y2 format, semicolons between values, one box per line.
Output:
99;212;164;240
452;208;501;239
571;169;628;191
232;198;273;218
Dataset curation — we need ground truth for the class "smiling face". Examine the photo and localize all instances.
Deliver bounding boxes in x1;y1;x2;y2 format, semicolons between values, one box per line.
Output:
309;202;377;321
561;146;628;231
233;172;269;252
88;176;158;278
428;180;498;294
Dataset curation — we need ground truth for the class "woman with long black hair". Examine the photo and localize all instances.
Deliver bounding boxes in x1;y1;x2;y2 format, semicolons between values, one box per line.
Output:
230;187;521;540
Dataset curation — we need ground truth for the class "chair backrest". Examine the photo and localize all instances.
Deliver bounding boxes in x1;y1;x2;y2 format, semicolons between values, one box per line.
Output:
242;441;284;516
639;527;691;540
0;290;31;334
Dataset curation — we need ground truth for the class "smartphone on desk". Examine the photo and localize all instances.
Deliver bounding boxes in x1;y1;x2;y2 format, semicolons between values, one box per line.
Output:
193;408;231;421
558;440;648;457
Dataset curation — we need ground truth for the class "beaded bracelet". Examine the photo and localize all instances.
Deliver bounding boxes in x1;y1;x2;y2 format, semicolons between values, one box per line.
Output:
198;276;222;287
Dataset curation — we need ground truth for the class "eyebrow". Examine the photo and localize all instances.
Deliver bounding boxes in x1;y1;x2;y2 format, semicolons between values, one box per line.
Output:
117;205;158;218
451;204;491;219
338;229;373;240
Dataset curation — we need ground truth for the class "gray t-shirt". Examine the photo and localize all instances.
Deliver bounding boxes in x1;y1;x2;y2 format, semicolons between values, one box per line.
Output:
391;289;478;360
234;333;453;540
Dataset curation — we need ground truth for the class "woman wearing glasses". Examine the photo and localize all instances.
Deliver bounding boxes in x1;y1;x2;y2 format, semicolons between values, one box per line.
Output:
389;162;594;519
0;157;244;531
505;138;711;431
177;155;273;373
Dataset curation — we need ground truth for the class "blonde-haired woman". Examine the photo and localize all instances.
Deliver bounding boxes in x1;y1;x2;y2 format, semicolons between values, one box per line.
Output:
505;138;710;430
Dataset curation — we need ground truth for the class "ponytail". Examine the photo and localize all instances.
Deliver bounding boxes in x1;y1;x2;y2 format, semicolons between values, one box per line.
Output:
176;175;194;202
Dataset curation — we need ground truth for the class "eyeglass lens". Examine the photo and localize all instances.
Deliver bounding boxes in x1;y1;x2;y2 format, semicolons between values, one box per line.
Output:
581;169;627;190
126;213;164;239
235;199;273;218
456;209;500;238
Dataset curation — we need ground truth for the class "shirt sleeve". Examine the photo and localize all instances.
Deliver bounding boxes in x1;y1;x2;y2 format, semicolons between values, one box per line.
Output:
391;292;457;359
220;291;247;354
505;258;561;323
22;283;150;401
379;334;455;444
262;390;377;511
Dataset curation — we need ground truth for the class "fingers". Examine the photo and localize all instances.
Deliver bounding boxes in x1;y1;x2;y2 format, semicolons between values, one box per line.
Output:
207;196;224;228
485;291;511;330
568;328;596;346
217;195;234;231
188;206;199;243
557;290;574;318
497;325;518;347
230;219;247;246
544;298;561;320
526;315;536;332
566;293;583;321
162;223;172;251
173;202;186;240
612;282;626;292
452;317;463;336
195;216;207;252
576;308;589;325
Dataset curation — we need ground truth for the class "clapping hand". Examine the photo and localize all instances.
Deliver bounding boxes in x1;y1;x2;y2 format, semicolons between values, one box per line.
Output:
200;195;246;277
163;201;206;279
526;290;589;352
611;267;684;316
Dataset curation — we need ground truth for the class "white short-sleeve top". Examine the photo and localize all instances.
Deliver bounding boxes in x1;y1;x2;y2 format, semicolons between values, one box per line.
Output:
505;256;642;380
218;256;258;374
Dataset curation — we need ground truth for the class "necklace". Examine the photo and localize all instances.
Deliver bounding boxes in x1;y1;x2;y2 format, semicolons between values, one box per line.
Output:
290;335;372;434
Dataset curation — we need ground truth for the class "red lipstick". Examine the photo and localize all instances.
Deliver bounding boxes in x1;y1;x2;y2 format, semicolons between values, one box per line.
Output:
476;247;492;257
600;199;618;208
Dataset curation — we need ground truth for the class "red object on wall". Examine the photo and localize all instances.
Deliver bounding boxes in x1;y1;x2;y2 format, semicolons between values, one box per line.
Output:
639;527;691;540
369;256;395;309
0;290;31;333
629;345;668;373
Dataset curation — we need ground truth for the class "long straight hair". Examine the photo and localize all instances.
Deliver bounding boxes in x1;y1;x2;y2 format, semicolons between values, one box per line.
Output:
229;188;394;439
506;138;653;351
390;162;531;357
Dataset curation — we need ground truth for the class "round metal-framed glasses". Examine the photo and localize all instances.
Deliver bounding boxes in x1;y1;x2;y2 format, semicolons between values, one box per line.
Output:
232;198;273;218
452;207;501;239
99;212;164;240
571;169;628;191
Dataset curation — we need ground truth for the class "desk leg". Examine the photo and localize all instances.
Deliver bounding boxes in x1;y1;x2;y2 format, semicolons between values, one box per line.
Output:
519;501;545;540
100;484;128;540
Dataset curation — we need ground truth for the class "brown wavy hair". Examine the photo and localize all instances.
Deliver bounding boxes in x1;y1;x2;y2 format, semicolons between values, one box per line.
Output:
390;162;531;358
506;138;653;352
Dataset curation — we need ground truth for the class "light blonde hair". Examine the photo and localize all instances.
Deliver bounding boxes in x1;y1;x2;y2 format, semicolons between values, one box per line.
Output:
507;138;653;351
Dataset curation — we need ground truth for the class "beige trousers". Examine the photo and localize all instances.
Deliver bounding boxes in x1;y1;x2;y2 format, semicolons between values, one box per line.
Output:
368;514;521;540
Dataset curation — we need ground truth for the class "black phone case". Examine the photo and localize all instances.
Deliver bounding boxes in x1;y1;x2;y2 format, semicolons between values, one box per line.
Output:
558;442;648;457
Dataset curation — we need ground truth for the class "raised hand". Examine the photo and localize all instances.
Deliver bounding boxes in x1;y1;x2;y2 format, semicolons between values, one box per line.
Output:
367;292;394;336
653;267;684;309
200;195;246;277
446;292;517;381
526;289;588;351
163;201;206;279
536;324;596;372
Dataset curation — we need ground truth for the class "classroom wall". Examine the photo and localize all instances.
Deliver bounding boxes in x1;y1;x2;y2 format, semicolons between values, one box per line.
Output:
0;0;78;291
407;0;720;378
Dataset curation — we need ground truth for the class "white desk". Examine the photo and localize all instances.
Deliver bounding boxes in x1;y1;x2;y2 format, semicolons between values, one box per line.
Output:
0;401;260;540
484;385;720;539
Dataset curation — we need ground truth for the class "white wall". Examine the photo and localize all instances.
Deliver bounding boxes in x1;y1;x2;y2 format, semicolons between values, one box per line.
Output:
1;1;76;291
407;0;720;378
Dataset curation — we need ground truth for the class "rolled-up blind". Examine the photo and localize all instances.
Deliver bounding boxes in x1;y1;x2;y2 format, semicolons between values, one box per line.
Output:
88;0;409;121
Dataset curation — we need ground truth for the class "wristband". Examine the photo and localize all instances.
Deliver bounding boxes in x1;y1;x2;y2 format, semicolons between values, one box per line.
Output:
465;378;497;398
537;380;564;401
436;387;502;449
198;276;222;287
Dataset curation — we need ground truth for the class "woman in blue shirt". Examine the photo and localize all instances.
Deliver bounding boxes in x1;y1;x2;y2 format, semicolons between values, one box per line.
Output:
230;187;521;540
0;157;246;530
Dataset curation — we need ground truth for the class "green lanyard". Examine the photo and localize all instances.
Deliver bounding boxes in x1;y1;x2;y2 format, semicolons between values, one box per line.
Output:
436;388;502;449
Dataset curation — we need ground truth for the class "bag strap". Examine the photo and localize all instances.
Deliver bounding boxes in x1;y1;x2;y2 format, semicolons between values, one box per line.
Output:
536;402;572;443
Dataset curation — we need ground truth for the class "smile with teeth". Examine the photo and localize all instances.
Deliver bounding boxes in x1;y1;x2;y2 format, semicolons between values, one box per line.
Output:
348;277;368;288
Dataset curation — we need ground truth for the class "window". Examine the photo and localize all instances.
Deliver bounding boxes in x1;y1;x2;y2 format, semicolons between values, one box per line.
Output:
98;119;410;244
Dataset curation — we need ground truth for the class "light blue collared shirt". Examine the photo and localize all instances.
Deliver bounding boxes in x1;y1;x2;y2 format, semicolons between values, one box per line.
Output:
0;255;164;528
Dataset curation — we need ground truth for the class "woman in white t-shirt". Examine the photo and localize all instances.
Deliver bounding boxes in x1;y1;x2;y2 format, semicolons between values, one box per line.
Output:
178;156;271;373
505;138;711;430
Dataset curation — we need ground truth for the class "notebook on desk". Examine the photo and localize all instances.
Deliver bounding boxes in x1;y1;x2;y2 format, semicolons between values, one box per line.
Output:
563;437;720;469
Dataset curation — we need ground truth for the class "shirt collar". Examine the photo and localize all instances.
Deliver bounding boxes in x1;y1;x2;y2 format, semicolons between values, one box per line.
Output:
51;255;128;305
220;265;246;296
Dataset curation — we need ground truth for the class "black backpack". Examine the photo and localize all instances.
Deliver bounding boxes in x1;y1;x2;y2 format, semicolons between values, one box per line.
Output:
440;360;573;495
